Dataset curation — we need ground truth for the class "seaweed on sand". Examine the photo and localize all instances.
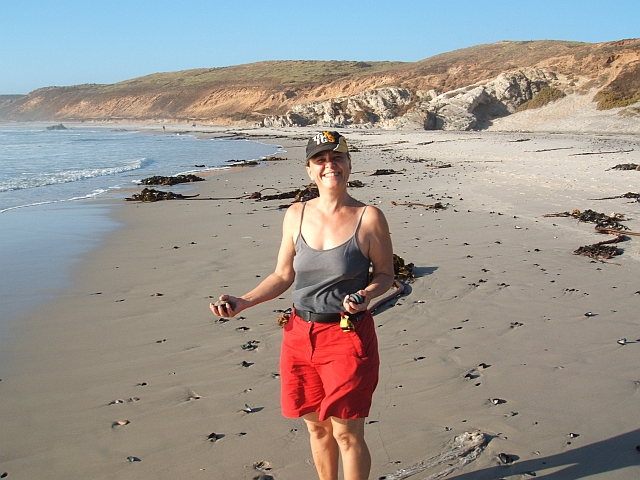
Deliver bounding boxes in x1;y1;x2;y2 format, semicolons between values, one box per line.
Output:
371;169;405;175
254;181;364;207
258;184;319;202
590;192;640;201
543;209;628;230
391;201;446;210
352;168;405;175
139;174;204;186
573;235;626;260
607;163;640;171
393;254;415;283
125;188;199;202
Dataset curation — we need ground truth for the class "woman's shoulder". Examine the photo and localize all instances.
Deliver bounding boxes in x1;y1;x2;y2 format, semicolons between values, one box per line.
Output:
361;204;390;232
362;203;386;219
286;201;305;215
281;202;305;234
283;201;304;223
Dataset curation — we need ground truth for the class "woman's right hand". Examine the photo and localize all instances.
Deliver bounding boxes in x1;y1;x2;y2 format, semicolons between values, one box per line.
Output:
209;295;246;317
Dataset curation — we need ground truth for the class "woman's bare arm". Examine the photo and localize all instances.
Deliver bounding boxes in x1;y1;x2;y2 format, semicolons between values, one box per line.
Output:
344;206;394;314
210;203;301;317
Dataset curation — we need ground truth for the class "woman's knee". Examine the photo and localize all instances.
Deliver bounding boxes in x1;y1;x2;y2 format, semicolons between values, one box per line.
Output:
303;413;333;439
331;418;365;448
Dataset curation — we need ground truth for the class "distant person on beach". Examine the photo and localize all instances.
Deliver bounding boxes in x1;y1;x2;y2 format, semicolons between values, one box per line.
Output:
211;131;394;480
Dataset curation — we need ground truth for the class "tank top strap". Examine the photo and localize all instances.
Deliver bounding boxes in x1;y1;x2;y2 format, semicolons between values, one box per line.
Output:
353;205;368;236
298;202;307;237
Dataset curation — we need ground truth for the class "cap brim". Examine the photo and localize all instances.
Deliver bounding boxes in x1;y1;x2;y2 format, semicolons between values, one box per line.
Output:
306;139;349;161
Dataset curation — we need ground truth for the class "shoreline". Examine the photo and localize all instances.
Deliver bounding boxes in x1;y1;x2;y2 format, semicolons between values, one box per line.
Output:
0;125;282;332
1;127;639;479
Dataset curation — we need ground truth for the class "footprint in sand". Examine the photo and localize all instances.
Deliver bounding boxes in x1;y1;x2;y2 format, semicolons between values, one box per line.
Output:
176;390;201;402
253;460;272;471
242;340;260;350
498;452;516;464
207;432;224;442
463;370;480;380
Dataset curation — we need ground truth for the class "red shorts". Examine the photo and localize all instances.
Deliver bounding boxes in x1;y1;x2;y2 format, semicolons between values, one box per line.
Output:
280;309;379;421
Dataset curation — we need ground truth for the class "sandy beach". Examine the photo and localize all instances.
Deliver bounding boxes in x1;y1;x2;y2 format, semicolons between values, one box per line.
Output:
1;126;639;479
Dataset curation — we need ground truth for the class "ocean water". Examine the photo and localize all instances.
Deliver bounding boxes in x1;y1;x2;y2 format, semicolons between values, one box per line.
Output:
0;125;279;212
0;125;280;332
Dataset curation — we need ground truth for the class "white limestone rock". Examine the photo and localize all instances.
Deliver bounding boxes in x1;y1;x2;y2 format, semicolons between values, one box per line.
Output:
260;69;571;131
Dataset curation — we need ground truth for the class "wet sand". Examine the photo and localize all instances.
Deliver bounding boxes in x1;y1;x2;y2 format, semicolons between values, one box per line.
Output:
1;126;639;479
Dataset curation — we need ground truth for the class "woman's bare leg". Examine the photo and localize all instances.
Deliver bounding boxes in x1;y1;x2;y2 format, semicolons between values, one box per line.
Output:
303;412;339;480
330;417;370;480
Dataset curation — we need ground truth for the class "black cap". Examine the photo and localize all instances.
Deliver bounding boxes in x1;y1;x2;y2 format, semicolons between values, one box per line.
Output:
306;131;349;161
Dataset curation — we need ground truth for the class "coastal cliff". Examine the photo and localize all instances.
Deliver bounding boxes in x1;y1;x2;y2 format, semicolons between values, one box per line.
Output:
1;39;639;130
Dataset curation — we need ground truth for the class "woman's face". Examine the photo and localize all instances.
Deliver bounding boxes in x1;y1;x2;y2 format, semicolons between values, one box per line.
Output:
306;151;351;189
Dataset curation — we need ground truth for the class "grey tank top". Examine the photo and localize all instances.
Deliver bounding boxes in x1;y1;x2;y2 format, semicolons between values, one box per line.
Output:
292;203;371;313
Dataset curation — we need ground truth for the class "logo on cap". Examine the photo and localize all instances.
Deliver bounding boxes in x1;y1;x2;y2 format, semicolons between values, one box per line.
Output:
313;131;336;145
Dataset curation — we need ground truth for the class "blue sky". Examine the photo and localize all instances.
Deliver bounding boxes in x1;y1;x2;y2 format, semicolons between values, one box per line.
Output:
1;0;638;94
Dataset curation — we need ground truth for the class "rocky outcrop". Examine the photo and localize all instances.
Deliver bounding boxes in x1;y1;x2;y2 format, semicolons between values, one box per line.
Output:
421;69;567;130
260;69;574;131
261;87;415;128
46;123;67;130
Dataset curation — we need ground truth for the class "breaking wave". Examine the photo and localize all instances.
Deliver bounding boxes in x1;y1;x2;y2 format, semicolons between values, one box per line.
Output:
0;157;150;192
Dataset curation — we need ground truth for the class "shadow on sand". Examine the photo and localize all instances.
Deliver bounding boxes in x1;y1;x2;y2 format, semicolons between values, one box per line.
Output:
449;428;640;479
412;266;438;278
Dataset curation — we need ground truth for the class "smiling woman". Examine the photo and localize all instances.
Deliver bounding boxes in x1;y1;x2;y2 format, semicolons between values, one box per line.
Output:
210;131;394;480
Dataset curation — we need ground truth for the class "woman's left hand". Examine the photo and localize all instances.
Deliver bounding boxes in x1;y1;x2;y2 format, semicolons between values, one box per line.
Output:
343;289;371;315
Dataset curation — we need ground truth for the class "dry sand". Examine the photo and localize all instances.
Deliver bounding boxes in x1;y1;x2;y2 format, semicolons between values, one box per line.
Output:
1;126;640;479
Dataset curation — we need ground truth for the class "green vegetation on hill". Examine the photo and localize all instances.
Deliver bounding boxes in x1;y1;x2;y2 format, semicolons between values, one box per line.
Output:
594;62;640;110
110;60;406;91
515;87;566;112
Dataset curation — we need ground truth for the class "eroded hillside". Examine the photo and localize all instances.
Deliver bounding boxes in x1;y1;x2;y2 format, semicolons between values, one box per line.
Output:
1;39;639;130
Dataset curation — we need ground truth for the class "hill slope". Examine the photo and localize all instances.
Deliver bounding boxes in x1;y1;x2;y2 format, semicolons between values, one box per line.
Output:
1;39;639;130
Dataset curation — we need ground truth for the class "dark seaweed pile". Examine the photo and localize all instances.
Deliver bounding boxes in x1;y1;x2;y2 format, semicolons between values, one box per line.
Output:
140;174;204;186
371;169;404;176
544;209;628;230
125;188;197;202
608;163;639;171
573;236;625;259
393;254;415;283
